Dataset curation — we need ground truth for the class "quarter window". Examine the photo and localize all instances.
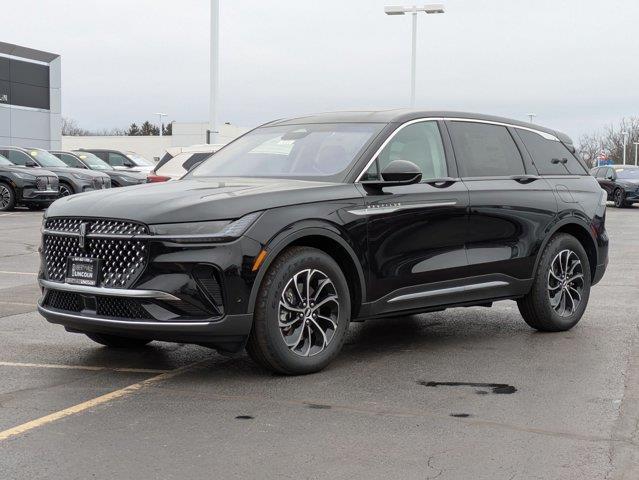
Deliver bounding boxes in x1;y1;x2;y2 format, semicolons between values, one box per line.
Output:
448;122;525;177
362;121;447;181
516;129;587;175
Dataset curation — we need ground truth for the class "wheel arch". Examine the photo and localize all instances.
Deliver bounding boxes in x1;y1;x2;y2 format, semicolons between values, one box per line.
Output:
534;218;598;282
247;226;366;319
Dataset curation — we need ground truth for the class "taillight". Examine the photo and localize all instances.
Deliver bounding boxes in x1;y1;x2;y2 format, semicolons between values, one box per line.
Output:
147;174;171;183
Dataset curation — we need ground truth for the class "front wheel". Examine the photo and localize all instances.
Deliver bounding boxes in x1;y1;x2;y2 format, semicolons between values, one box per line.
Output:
246;246;351;375
614;188;627;208
59;183;74;197
85;332;152;348
0;183;16;211
518;233;591;332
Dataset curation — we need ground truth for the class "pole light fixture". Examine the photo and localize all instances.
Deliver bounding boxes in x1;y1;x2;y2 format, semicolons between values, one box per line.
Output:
622;131;629;165
384;4;445;107
633;142;639;166
155;112;167;137
527;113;536;124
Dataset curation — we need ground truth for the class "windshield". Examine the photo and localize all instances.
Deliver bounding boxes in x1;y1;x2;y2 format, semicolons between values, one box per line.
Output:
29;149;67;168
125;152;154;166
190;123;384;180
74;151;113;170
615;167;639;179
0;154;11;166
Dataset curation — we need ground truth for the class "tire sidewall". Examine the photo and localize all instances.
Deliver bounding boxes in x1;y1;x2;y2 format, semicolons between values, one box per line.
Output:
258;248;351;373
534;234;591;330
614;189;624;208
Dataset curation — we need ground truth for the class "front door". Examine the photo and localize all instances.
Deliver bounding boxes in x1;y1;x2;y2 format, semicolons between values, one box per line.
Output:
357;120;470;314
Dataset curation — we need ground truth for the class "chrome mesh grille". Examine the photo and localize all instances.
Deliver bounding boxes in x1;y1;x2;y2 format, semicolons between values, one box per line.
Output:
92;177;111;190
36;176;58;191
43;218;148;288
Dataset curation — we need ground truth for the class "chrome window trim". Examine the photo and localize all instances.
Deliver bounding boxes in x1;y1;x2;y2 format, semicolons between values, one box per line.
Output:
39;279;180;301
354;117;559;182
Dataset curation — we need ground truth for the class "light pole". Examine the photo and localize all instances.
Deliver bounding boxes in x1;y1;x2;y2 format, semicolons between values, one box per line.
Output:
384;4;445;107
527;113;536;124
622;131;629;165
155;112;167;137
634;142;639;166
210;0;220;143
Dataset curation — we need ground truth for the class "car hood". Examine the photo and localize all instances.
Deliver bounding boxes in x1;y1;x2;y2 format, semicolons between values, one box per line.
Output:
109;169;147;180
619;179;639;186
43;166;110;179
46;177;360;224
0;165;57;177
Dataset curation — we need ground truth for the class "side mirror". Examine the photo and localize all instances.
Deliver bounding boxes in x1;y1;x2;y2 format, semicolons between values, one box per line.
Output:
606;174;614;180
362;160;422;189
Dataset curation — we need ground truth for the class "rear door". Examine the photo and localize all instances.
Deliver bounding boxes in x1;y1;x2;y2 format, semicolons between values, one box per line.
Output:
357;120;470;313
446;120;558;295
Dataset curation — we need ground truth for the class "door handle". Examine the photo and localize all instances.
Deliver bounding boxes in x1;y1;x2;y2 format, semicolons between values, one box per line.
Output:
425;177;457;188
510;174;541;184
551;158;568;164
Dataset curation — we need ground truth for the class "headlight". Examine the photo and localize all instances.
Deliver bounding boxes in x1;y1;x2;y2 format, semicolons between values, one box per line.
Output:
71;172;93;180
149;211;262;243
13;171;36;180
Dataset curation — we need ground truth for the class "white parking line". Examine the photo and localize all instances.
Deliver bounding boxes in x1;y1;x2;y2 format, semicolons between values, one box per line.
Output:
0;271;37;275
0;301;37;307
0;359;207;442
0;361;171;374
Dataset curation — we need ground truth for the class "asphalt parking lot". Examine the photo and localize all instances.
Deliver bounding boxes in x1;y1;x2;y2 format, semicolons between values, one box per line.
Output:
0;206;638;479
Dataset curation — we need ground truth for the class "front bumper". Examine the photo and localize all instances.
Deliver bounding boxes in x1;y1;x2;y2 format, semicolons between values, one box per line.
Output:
38;231;263;350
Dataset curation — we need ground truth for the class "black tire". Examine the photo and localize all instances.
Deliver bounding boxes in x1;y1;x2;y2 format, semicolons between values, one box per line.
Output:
613;188;626;208
517;233;591;332
59;182;74;197
246;246;351;375
0;182;16;211
85;332;152;348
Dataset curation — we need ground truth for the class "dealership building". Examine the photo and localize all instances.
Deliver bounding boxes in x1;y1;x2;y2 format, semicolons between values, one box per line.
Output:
0;41;61;150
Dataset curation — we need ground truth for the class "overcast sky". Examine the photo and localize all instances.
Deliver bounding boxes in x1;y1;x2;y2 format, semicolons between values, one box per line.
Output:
3;0;638;140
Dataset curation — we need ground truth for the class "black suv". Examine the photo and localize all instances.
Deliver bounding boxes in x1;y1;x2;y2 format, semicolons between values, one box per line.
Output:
591;165;639;208
0;154;58;211
38;111;608;374
0;147;111;196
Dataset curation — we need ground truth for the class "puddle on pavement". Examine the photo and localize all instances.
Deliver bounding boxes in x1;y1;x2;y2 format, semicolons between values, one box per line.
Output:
419;381;517;394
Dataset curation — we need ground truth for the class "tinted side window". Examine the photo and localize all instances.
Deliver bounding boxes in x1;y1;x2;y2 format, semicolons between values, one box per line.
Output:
108;153;129;167
595;168;606;179
516;129;587;175
448;122;524;177
362;121;447;181
7;150;30;166
59;154;84;168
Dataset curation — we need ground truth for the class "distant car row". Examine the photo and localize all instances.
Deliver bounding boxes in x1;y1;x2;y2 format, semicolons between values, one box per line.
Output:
0;146;152;211
591;165;639;208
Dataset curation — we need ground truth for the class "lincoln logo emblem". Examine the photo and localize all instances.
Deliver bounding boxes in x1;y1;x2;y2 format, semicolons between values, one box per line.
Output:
78;223;88;250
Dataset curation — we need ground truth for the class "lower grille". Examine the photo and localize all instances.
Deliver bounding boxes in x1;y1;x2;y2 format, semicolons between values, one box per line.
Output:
45;290;83;312
44;290;152;320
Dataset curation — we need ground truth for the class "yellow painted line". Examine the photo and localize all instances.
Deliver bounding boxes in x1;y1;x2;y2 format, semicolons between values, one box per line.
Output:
0;271;37;276
0;361;171;374
0;360;206;442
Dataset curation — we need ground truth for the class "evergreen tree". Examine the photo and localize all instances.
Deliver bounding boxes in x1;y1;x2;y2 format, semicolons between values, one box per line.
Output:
126;123;141;136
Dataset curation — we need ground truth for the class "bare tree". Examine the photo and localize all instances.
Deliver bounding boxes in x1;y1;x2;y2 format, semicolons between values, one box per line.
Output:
61;117;91;136
578;116;639;166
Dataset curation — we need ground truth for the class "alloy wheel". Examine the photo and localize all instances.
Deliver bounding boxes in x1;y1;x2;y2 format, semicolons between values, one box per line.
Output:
0;185;10;209
614;189;624;208
59;185;72;197
278;268;340;357
547;249;584;317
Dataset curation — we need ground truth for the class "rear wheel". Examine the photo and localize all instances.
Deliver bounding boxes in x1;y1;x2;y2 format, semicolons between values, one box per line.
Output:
85;332;152;348
246;246;351;375
0;183;16;211
518;233;591;332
